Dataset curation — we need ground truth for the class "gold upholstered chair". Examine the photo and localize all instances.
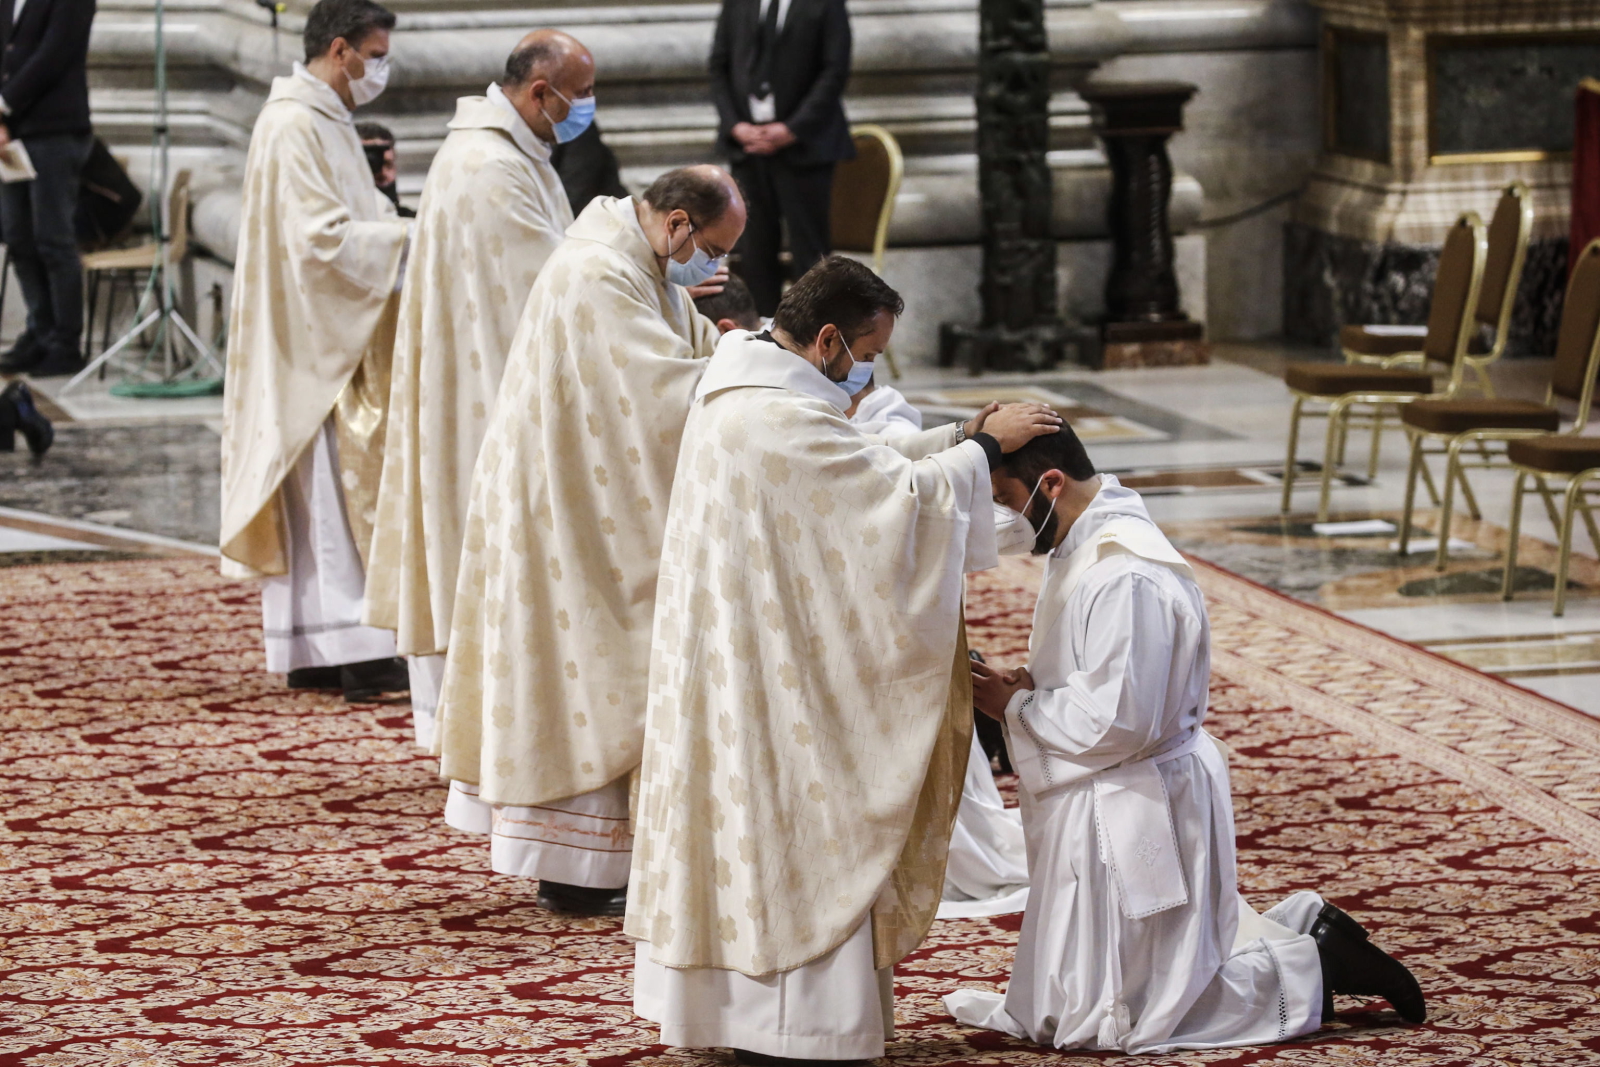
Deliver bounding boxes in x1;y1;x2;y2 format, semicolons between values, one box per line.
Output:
830;124;903;378
1496;239;1600;616
1281;212;1487;523
1397;239;1600;572
1342;181;1532;398
83;169;193;358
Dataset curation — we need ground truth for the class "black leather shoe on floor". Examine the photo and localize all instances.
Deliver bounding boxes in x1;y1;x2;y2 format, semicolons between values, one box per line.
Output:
4;381;52;456
1312;902;1426;1024
27;347;86;379
0;332;43;373
536;880;628;917
340;656;410;702
733;1051;868;1067
287;666;342;689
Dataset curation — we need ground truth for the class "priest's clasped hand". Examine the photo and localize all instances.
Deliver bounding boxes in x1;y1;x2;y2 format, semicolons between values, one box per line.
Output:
972;659;1034;720
966;402;1063;452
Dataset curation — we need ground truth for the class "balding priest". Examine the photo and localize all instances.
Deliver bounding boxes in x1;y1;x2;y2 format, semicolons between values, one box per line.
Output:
628;256;1062;1064
945;427;1426;1052
220;0;411;703
434;166;745;916
364;29;594;748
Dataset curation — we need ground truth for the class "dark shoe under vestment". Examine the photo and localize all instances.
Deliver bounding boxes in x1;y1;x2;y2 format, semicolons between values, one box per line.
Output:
287;665;342;690
340;657;410;702
26;346;86;379
3;381;53;455
733;1050;869;1067
536;880;627;917
1311;901;1426;1024
0;331;43;373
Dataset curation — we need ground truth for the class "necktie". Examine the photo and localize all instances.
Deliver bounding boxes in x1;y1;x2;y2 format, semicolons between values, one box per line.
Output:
754;0;781;100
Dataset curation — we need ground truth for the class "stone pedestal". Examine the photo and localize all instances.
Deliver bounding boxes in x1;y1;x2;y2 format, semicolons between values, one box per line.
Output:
1080;81;1208;369
1287;0;1600;355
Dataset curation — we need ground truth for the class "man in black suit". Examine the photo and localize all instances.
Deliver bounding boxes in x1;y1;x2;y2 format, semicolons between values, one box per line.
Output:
709;0;851;317
0;0;96;376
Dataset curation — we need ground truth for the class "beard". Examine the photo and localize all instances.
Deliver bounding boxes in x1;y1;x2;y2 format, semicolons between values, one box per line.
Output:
1028;495;1059;555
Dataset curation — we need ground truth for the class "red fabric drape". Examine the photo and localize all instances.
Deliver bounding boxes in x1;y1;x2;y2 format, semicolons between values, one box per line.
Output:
1571;78;1600;275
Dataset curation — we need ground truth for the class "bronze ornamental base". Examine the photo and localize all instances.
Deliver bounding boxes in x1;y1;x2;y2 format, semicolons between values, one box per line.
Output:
1093;319;1209;370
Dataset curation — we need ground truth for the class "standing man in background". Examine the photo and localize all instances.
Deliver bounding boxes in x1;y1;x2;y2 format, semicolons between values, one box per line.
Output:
708;0;851;316
0;0;95;377
365;29;591;748
355;121;415;217
220;0;412;704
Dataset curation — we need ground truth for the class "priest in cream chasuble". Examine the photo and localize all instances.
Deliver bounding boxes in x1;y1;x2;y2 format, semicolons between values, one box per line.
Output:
363;31;589;747
219;2;409;688
434;168;744;909
627;256;1063;1062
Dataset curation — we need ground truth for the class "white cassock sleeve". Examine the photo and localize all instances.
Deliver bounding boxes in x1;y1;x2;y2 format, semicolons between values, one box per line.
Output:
1004;562;1188;797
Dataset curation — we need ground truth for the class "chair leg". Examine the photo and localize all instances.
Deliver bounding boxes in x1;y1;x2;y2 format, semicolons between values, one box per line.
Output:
1281;395;1305;515
1578;490;1600;563
1455;456;1482;521
1433;441;1465;575
1435;438;1461;571
1503;470;1527;601
1535;475;1563;532
1399;431;1425;556
1367;408;1384;480
1317;398;1350;524
84;272;99;357
1555;477;1587;617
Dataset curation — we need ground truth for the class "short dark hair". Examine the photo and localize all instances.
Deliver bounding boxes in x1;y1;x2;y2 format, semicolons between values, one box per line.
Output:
998;421;1096;485
693;273;760;328
355;121;394;145
303;0;396;62
642;167;735;226
772;255;904;346
502;38;561;89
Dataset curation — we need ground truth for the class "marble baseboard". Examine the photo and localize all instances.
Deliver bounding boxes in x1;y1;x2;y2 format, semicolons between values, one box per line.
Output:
1281;222;1566;357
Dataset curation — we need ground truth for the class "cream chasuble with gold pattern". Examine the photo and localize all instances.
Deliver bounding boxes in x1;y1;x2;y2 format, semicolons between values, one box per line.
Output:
220;66;408;578
435;195;719;804
364;89;574;654
627;330;998;977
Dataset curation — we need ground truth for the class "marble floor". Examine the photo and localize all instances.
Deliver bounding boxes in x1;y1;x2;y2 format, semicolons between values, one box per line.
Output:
7;341;1600;714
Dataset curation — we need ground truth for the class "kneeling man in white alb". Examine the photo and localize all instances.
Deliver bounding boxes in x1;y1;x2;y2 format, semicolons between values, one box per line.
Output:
945;426;1425;1053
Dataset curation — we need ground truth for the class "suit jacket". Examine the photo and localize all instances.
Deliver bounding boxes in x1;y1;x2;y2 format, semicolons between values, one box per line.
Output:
709;0;853;168
0;0;95;138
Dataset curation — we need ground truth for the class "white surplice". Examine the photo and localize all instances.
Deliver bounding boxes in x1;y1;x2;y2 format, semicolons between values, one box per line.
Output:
850;383;922;438
944;476;1324;1054
261;418;398;673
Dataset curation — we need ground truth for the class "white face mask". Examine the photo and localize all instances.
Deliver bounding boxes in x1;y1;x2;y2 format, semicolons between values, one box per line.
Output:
348;52;390;106
994;502;1035;556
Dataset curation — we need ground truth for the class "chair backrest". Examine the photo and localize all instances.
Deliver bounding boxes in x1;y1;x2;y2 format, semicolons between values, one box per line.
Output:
167;169;192;256
1474;180;1533;345
828;125;903;271
1421;211;1487;387
1549;238;1600;423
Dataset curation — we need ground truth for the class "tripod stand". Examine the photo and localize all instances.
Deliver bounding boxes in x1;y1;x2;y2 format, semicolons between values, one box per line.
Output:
62;0;222;396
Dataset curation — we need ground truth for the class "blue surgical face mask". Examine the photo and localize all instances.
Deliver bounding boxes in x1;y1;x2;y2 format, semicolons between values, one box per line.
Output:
835;334;875;394
548;85;596;144
664;222;724;287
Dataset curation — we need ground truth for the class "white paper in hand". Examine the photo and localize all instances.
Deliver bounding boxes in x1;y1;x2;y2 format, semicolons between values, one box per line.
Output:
0;142;37;183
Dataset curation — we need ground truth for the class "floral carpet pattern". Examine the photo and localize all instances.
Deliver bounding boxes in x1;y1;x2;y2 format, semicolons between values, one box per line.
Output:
1;556;1598;1065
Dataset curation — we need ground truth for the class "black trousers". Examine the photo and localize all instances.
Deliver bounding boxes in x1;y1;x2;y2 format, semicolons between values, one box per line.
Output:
730;155;834;316
0;132;92;356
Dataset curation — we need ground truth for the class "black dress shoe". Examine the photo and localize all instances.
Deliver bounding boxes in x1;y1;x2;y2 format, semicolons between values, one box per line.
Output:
734;1051;868;1067
0;391;17;451
27;346;85;379
340;656;410;702
0;332;43;373
287;665;342;689
536;880;627;917
3;381;52;456
1311;902;1426;1024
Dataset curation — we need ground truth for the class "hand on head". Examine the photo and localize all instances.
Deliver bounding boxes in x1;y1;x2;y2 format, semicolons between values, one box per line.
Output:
978;402;1063;452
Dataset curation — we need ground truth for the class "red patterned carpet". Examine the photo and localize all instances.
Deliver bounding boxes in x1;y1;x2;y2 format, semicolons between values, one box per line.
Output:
2;556;1599;1066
